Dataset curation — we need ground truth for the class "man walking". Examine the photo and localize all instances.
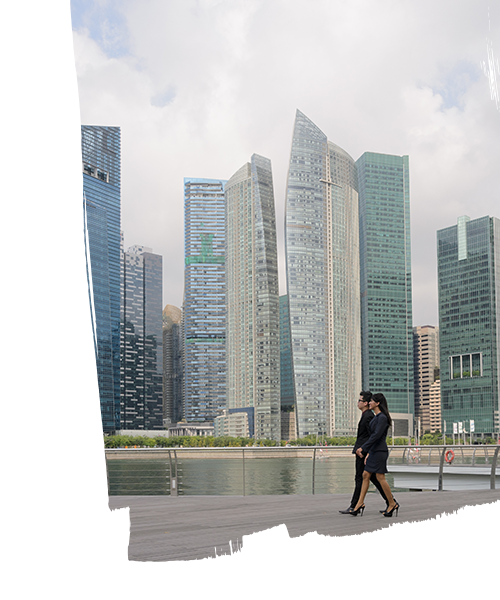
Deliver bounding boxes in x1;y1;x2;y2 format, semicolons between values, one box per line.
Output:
339;391;390;514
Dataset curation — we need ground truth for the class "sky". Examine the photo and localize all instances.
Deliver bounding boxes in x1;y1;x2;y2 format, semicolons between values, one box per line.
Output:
70;0;500;327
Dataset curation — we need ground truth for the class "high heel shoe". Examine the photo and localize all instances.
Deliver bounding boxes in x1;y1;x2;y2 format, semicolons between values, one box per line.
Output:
383;502;400;517
380;497;398;513
349;504;365;516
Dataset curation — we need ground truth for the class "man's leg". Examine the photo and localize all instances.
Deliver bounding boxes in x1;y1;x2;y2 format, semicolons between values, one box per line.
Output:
350;455;365;508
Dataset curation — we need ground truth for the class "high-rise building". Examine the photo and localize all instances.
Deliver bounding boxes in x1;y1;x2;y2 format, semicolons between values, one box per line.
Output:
429;379;442;434
82;125;121;433
183;178;226;423
285;110;361;438
121;245;163;429
413;325;440;434
162;304;183;425
225;154;281;441
437;215;500;437
357;152;414;436
279;295;294;409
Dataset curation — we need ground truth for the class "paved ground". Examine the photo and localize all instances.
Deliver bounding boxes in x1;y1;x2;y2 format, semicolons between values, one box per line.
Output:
109;489;500;562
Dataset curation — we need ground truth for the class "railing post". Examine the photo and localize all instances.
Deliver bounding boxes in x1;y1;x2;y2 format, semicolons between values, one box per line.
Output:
169;450;178;496
438;446;446;491
312;447;317;495
242;448;245;497
490;446;499;490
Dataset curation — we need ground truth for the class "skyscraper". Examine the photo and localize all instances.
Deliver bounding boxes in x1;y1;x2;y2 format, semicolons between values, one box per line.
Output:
357;152;414;436
279;295;294;409
121;245;163;430
285;110;361;438
183;178;226;423
225;154;281;441
82;125;121;433
437;215;500;437
163;304;183;425
413;325;440;435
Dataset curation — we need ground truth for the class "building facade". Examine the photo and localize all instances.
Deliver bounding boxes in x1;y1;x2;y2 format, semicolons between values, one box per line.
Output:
162;304;183;426
279;295;294;409
82;125;121;433
357;152;414;436
437;215;500;437
429;379;442;434
225;154;281;441
285;110;361;438
121;245;163;429
413;325;440;434
183;178;227;423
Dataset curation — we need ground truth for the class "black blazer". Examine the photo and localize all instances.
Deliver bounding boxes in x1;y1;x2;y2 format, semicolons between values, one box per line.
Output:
353;409;375;455
360;412;389;454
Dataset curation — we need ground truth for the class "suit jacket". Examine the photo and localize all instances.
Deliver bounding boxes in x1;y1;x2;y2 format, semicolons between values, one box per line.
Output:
353;409;375;454
360;412;389;454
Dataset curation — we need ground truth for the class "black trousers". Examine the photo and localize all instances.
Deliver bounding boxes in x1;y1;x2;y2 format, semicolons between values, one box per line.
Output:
350;454;389;508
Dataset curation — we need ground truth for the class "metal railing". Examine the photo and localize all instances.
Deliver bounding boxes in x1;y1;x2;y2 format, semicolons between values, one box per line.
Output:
387;444;500;491
105;444;500;496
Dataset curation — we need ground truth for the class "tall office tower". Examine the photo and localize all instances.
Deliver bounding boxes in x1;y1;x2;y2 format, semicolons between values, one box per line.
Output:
429;379;442;434
437;215;500;437
357;152;414;436
225;154;281;441
279;295;294;409
183;178;227;423
82;125;121;433
121;245;163;430
162;304;183;425
285;110;361;438
413;325;440;435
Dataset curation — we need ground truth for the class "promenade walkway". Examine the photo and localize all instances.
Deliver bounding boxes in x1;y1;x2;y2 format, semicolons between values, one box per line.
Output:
109;489;500;562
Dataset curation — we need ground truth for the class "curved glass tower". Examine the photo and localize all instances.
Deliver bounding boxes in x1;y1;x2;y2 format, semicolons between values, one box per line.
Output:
285;110;361;437
225;154;281;441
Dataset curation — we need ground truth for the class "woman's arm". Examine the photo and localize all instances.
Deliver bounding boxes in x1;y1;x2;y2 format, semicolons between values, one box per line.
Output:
359;414;388;455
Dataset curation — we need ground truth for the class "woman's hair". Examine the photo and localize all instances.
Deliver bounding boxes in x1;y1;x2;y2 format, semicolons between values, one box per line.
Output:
372;393;392;426
359;390;372;403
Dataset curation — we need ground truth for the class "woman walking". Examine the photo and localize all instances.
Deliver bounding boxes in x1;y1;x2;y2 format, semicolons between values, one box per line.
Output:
350;393;399;517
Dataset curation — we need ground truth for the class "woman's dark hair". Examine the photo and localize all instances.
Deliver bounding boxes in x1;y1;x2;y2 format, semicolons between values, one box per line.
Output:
372;393;392;426
359;391;372;403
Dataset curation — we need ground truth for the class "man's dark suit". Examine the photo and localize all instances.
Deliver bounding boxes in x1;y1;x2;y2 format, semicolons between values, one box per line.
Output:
349;409;388;508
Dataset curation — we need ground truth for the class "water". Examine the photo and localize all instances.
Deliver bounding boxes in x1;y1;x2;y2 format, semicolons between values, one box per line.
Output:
107;455;403;496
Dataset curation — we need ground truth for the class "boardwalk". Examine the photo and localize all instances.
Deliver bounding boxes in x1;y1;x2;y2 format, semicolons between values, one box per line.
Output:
109;489;500;562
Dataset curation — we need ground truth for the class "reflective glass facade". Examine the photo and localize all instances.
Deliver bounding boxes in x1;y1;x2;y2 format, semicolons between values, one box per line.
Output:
437;216;500;436
121;246;163;429
84;199;115;430
183;178;226;423
82;125;121;433
285;110;361;437
226;155;281;441
357;152;414;428
279;295;294;409
162;305;183;425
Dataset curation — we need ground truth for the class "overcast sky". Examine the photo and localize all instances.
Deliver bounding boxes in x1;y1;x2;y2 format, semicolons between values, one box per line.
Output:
71;0;500;326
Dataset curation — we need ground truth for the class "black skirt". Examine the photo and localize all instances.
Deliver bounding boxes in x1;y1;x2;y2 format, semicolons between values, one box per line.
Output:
365;450;388;474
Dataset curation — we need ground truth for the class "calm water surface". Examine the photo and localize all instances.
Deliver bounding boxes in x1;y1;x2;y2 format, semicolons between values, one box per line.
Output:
107;456;405;496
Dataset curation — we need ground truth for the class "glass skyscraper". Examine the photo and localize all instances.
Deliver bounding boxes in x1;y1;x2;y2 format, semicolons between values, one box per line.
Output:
437;215;500;437
82;125;121;433
225;154;281;441
183;178;226;423
357;152;414;435
162;304;183;425
279;295;294;409
285;110;361;438
121;245;163;429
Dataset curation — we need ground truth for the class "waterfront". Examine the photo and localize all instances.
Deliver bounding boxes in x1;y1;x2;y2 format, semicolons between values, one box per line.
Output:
106;455;403;496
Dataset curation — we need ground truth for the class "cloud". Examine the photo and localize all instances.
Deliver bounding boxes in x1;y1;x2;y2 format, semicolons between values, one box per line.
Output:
72;0;500;326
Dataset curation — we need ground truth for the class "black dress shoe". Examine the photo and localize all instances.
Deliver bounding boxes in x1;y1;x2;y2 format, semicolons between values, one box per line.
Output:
380;497;397;513
339;507;354;514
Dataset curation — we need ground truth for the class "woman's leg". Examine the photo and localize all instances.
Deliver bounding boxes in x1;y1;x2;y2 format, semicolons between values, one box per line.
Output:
375;473;395;508
353;470;372;510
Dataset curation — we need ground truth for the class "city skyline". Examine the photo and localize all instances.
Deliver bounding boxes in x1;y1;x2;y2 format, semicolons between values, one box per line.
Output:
71;2;500;328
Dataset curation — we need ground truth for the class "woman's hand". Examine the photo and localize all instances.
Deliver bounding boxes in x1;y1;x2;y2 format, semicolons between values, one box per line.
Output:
364;453;369;465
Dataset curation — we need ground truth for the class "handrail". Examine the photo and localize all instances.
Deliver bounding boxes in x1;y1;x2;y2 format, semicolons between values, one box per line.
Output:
105;444;500;496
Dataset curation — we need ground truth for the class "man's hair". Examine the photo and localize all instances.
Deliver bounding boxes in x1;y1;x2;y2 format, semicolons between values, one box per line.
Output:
359;391;372;403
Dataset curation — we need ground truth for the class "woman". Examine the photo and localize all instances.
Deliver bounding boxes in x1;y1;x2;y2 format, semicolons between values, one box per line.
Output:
350;393;399;517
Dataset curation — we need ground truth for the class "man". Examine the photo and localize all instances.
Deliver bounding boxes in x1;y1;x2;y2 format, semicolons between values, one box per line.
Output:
339;391;389;514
